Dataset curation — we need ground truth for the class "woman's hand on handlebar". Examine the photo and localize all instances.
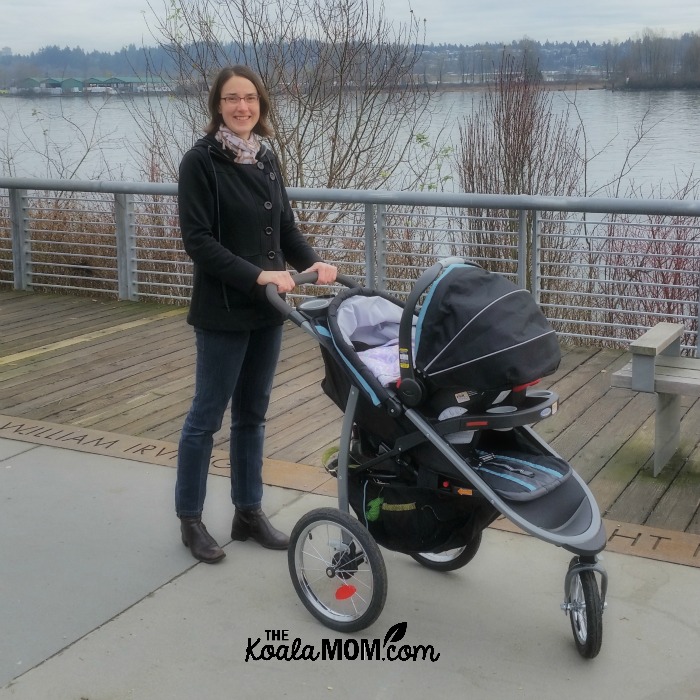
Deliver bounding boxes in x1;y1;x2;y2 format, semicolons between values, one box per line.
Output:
258;262;337;292
256;270;296;293
303;261;338;285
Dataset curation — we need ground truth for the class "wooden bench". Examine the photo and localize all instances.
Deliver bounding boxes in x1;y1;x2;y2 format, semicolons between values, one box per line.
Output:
610;322;700;476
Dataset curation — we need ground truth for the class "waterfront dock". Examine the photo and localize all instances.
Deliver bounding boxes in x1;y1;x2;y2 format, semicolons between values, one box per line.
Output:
1;289;698;539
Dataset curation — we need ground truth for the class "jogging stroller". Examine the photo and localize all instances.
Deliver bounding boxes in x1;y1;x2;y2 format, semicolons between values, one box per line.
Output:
266;258;608;659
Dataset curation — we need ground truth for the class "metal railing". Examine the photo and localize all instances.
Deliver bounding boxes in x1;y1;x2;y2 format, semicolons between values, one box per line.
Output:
1;176;699;351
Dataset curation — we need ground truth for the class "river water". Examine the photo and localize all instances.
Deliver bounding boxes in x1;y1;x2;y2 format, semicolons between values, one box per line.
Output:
2;88;700;196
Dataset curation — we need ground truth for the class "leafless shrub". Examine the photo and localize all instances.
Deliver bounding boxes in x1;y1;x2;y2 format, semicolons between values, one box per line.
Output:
0;193;12;287
455;50;583;280
25;192;118;294
131;195;192;301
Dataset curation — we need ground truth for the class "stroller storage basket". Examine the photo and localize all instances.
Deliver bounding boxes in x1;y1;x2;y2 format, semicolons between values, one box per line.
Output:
348;476;498;554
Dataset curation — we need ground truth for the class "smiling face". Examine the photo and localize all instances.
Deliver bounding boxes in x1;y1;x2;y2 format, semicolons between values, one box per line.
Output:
218;75;261;140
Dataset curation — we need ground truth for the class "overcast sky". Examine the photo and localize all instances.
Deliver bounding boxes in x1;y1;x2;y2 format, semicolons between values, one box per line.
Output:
3;0;700;55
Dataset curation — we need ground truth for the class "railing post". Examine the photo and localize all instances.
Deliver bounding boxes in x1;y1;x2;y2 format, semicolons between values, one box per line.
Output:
531;210;540;303
375;204;387;292
115;193;137;301
695;276;700;358
364;203;376;290
517;208;528;289
9;188;30;290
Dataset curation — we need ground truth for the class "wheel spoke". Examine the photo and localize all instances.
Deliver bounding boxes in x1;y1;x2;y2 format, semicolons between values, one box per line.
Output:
345;571;374;592
301;548;333;565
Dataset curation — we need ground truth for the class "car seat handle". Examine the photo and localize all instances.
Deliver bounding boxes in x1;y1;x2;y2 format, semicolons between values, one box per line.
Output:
397;257;480;406
398;259;461;375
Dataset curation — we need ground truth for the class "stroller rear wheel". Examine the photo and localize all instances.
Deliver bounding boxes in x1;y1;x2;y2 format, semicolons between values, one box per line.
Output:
410;531;482;572
288;507;387;632
565;557;603;659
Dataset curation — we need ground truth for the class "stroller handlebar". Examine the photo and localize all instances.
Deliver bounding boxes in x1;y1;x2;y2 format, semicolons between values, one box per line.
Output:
264;271;359;320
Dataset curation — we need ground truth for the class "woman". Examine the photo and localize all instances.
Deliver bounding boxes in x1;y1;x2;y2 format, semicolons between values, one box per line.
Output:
176;65;337;563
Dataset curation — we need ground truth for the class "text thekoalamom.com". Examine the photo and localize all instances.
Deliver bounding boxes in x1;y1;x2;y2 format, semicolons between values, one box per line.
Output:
245;637;440;662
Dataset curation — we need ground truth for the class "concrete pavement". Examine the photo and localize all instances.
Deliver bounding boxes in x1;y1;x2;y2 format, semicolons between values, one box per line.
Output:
1;435;699;700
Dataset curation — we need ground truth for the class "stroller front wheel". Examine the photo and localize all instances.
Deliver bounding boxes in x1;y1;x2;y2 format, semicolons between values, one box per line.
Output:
288;507;388;633
565;557;604;659
410;531;482;572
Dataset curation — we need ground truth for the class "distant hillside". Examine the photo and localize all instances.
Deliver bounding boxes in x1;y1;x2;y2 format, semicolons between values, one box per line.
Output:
2;32;700;89
0;44;156;78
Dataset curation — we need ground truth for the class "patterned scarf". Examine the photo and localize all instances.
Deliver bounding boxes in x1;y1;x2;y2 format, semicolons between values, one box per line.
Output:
215;126;261;164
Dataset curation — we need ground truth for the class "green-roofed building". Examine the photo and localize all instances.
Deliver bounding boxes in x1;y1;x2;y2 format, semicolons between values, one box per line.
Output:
60;78;84;92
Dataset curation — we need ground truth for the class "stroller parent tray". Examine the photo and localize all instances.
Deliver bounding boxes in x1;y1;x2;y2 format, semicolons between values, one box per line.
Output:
432;389;559;434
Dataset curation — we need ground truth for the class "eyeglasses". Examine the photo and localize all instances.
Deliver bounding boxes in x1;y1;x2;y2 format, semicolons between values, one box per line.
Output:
220;94;259;105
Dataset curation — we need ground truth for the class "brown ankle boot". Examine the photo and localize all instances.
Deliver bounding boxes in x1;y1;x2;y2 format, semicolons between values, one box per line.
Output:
180;517;226;563
231;508;289;550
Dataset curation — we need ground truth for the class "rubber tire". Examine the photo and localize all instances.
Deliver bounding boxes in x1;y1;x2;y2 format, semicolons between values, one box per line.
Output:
409;531;483;572
288;507;387;633
567;558;603;659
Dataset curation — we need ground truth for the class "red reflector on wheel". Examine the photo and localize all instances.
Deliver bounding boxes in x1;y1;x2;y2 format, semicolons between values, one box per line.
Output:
335;584;357;600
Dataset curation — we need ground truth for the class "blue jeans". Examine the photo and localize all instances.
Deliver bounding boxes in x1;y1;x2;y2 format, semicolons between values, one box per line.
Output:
175;324;283;517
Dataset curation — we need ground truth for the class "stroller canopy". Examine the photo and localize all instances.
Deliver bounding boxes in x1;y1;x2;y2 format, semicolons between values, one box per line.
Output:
412;263;561;391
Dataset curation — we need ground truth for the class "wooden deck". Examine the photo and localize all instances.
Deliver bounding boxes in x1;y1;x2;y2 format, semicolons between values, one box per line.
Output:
1;289;699;536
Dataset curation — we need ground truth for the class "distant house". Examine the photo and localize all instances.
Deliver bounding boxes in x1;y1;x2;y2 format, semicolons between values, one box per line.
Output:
12;77;62;94
103;75;171;93
84;77;113;94
10;75;173;96
60;78;83;93
14;77;41;90
84;75;171;94
99;76;135;91
134;76;171;93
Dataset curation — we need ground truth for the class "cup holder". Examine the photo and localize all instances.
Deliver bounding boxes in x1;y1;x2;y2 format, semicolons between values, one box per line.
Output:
298;296;332;319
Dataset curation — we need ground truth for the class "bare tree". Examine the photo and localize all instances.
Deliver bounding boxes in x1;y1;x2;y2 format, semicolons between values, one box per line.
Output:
135;0;445;194
681;32;700;81
453;51;584;299
456;52;582;199
0;98;123;180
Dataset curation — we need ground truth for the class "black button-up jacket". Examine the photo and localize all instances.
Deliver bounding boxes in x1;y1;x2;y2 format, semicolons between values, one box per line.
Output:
178;135;322;331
